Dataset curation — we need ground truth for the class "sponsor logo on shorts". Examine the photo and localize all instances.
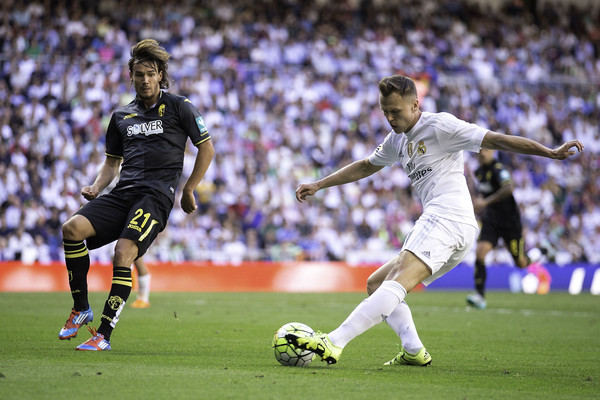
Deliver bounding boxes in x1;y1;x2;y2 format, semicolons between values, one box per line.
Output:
127;223;142;232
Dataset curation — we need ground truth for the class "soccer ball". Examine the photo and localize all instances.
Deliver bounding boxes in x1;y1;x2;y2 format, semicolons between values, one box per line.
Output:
272;322;315;367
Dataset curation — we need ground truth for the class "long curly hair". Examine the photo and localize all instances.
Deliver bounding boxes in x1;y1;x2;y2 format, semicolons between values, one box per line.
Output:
128;38;171;89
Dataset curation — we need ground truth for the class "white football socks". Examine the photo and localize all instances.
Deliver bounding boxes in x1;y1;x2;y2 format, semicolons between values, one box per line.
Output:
385;300;424;354
137;273;151;302
329;280;407;348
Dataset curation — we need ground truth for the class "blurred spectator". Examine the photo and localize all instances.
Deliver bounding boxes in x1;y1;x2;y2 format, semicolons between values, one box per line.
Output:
0;0;598;266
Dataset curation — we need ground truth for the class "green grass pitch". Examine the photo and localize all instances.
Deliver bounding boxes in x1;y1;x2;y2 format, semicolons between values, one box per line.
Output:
0;291;598;399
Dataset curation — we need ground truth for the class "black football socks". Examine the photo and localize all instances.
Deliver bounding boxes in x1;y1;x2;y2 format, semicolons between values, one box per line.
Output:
63;239;90;311
98;266;132;341
474;259;487;298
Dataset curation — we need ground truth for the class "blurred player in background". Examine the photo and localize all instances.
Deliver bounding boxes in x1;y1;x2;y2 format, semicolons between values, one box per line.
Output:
131;257;151;308
466;148;529;309
58;39;215;350
287;74;583;366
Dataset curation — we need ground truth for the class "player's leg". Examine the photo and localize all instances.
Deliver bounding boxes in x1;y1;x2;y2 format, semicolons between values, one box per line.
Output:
331;251;430;346
131;257;151;308
59;215;96;340
467;223;498;309
382;300;431;366
384;218;477;365
287;251;429;364
466;240;492;309
77;238;137;351
287;216;476;364
77;192;168;350
61;215;95;310
61;194;130;343
507;234;529;269
475;240;493;294
366;256;427;358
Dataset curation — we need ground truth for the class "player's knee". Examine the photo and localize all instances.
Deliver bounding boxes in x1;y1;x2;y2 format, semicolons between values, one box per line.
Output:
61;219;81;241
62;216;93;241
366;275;381;296
113;241;139;267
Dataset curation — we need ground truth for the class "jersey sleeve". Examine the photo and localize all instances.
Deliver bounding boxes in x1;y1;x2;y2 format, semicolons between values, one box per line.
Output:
105;113;123;158
368;132;399;166
435;112;487;154
495;164;512;185
179;98;211;146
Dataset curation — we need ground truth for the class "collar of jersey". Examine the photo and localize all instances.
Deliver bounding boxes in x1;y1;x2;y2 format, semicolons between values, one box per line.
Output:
135;90;164;109
403;112;424;140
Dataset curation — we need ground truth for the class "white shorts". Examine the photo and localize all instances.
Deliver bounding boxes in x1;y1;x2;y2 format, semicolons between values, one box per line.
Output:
402;213;478;286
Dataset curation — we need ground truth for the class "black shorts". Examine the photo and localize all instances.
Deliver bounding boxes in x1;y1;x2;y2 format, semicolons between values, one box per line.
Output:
478;221;524;261
76;186;172;258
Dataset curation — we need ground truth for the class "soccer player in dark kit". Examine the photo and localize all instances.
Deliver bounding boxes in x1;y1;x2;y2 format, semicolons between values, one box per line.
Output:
58;39;215;350
466;148;531;309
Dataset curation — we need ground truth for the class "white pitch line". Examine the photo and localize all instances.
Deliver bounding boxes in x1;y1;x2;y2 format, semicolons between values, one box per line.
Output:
413;305;600;319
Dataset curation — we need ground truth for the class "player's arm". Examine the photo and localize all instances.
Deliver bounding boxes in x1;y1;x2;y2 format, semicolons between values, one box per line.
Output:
295;158;384;203
481;131;583;159
81;155;122;201
482;180;514;207
181;139;215;214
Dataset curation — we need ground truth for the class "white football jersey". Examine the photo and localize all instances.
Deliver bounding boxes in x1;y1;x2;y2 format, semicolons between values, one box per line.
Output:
369;111;487;227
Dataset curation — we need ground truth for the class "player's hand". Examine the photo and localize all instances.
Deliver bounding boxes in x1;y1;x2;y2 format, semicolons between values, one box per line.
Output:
181;190;197;214
472;197;486;214
553;140;584;160
295;182;319;203
81;186;99;201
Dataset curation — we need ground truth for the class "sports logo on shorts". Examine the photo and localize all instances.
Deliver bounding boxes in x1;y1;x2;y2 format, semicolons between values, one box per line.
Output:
107;296;124;311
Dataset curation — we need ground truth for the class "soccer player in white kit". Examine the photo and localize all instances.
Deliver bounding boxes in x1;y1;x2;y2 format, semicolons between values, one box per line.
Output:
288;75;584;366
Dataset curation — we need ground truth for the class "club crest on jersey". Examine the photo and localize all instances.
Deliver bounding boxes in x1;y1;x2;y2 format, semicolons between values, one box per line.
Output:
158;104;165;117
127;120;164;136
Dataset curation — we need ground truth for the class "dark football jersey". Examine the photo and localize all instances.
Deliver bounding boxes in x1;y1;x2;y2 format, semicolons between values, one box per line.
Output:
474;160;521;228
105;91;210;203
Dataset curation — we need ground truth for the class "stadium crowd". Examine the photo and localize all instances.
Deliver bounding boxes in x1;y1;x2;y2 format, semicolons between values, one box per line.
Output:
0;0;599;266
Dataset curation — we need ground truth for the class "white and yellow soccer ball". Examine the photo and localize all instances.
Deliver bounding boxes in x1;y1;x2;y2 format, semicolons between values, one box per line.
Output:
272;322;315;367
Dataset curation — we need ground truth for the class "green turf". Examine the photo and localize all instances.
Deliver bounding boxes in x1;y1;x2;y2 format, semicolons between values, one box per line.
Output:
0;291;598;399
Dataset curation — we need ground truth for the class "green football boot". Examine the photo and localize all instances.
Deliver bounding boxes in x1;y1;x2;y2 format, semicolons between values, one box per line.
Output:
384;346;432;366
286;331;343;365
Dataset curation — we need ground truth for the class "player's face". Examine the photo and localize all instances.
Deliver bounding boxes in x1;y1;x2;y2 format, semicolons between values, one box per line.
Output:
380;92;420;134
131;62;163;107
